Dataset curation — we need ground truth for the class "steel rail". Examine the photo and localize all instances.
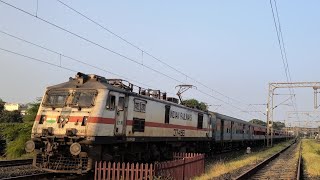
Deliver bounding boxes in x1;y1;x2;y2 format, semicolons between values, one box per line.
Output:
1;173;52;180
233;140;298;180
0;159;33;168
296;141;302;179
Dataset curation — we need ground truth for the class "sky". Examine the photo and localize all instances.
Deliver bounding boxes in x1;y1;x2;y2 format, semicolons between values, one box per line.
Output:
1;0;320;127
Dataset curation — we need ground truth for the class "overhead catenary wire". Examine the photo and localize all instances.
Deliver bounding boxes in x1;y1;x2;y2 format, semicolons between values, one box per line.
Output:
0;0;184;85
0;45;240;117
0;29;240;117
0;0;259;119
269;0;300;120
0;47;77;73
0;30;175;96
55;0;264;118
272;0;299;118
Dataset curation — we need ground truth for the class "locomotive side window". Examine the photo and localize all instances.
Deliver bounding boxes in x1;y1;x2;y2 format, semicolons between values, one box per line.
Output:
197;113;203;129
132;118;145;132
133;99;147;113
106;95;116;110
118;97;125;111
165;105;170;124
134;102;140;112
140;103;146;112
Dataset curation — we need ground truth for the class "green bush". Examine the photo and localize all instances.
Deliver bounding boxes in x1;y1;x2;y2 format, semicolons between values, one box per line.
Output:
0;123;33;159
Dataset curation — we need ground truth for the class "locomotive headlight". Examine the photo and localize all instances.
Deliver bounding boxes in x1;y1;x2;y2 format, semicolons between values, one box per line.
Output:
25;140;35;153
70;142;81;156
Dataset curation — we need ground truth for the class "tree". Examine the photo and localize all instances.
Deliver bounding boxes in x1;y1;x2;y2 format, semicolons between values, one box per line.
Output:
0;98;5;112
181;99;208;111
23;100;40;122
249;119;285;130
0;123;33;158
273;121;285;130
249;119;267;126
0;110;23;123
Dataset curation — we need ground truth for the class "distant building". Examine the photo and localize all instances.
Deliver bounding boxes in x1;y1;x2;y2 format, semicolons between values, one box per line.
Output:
4;103;28;115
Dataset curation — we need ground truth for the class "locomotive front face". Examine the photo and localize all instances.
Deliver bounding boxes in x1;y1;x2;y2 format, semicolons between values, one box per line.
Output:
33;88;98;137
27;73;110;174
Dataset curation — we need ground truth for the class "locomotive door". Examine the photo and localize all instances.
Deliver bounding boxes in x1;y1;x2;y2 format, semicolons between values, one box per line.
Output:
221;119;224;141
230;121;234;141
115;93;127;136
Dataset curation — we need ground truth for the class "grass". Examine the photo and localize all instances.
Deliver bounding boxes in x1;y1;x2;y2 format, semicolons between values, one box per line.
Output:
195;140;293;180
301;139;320;177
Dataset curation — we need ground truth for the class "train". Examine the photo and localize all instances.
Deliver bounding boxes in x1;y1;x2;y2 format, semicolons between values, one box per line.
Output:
25;72;291;173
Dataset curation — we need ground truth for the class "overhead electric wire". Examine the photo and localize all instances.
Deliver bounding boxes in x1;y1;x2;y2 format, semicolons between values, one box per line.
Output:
0;44;239;117
269;0;299;120
55;0;264;117
0;47;77;73
0;0;184;85
1;29;241;117
272;0;299;117
0;0;259;119
0;30;175;96
55;0;265;119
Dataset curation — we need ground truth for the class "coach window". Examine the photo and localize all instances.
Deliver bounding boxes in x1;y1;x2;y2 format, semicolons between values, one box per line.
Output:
197;113;203;129
106;95;116;110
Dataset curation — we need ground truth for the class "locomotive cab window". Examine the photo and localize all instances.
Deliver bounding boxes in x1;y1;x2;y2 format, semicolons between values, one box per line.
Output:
106;95;116;110
43;90;69;108
71;90;96;108
197;113;203;129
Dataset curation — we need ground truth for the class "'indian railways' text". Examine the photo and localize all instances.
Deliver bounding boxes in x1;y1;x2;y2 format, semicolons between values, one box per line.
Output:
170;110;192;121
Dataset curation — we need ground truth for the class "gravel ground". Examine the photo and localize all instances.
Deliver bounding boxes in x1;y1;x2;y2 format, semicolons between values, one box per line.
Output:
204;145;291;180
212;162;257;180
0;165;43;179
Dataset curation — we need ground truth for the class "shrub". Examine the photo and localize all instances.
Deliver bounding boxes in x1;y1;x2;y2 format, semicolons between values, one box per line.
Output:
0;123;33;159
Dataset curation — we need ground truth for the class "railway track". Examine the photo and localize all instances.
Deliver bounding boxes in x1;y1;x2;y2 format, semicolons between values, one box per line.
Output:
1;172;52;180
234;140;302;180
0;159;33;168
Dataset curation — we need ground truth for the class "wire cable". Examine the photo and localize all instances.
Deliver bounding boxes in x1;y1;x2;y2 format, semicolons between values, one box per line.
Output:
0;0;259;119
269;0;299;120
55;0;262;116
0;30;176;95
0;47;77;72
0;0;184;85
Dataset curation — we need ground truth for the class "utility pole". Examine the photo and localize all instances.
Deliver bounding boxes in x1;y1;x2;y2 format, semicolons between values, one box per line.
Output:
266;82;320;147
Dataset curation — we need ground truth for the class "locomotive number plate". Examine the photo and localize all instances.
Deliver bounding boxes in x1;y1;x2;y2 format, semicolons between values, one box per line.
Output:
173;129;185;137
